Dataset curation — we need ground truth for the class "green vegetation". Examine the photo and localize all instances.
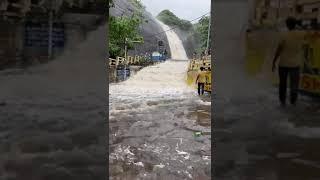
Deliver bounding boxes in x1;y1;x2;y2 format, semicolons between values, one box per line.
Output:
108;15;143;58
130;0;145;11
109;0;146;58
193;16;210;54
157;10;192;31
109;0;114;8
130;0;148;23
156;9;210;55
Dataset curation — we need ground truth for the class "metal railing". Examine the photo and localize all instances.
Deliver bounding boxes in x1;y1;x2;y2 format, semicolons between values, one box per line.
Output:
109;55;144;67
187;55;212;93
189;55;211;71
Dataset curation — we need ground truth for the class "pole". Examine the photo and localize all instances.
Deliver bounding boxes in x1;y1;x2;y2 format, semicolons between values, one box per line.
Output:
123;38;141;80
206;9;211;58
124;38;128;80
48;4;53;60
124;38;128;60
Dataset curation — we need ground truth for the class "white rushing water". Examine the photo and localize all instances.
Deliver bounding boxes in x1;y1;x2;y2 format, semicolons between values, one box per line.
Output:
156;20;188;60
109;19;193;114
109;19;212;179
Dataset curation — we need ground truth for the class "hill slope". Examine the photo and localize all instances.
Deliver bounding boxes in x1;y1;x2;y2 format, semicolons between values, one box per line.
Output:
109;0;171;58
157;10;210;59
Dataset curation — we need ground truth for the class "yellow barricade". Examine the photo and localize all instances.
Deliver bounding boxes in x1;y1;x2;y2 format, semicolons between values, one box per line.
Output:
127;56;134;64
246;30;320;95
300;74;320;95
134;56;140;63
117;57;125;65
109;58;117;66
187;58;212;93
204;71;212;92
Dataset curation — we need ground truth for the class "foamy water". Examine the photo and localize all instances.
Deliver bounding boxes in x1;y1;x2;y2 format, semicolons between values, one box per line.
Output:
109;18;211;179
110;19;193;114
156;20;188;60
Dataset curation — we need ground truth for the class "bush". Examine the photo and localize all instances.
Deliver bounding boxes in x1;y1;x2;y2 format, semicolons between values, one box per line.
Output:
157;10;192;31
109;16;144;58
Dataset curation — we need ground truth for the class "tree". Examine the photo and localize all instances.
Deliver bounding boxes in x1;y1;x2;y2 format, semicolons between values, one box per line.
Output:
109;0;114;8
108;15;143;58
194;16;210;53
157;10;192;31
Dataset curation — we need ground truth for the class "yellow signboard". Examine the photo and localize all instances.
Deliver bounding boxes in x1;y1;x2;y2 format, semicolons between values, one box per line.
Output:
300;74;320;95
186;70;211;92
187;58;212;93
246;30;320;96
204;72;212;93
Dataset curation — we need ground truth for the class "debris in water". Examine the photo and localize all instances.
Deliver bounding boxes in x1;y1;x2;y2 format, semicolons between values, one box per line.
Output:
176;149;188;155
124;146;135;156
134;162;144;167
194;131;202;137
202;156;210;161
185;170;193;179
154;163;165;169
184;153;190;160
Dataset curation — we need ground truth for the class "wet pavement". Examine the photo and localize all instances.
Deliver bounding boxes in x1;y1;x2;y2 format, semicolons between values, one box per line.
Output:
0;25;108;180
109;60;211;180
108;16;212;179
212;1;320;179
214;88;320;180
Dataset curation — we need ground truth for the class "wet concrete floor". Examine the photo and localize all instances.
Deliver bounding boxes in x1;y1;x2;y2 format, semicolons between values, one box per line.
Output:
214;88;320;180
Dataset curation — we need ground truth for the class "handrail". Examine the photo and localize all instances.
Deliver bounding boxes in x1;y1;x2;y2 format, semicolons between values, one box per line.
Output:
188;56;212;71
108;55;146;66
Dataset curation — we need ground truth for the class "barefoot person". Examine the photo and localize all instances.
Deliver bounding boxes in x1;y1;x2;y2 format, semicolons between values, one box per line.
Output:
272;17;306;106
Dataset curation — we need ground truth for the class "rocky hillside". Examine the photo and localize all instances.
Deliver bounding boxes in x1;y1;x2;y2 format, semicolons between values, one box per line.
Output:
174;28;199;59
109;0;171;58
156;10;210;59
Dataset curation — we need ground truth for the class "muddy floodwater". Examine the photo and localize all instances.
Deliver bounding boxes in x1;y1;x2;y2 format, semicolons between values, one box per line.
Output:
213;2;320;179
109;60;211;179
109;19;211;180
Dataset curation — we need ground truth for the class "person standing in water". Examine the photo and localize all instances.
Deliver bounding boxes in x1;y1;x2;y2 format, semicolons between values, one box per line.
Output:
196;67;206;95
272;17;306;106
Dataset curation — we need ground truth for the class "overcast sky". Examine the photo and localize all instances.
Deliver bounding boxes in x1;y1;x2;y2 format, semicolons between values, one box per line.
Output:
140;0;211;22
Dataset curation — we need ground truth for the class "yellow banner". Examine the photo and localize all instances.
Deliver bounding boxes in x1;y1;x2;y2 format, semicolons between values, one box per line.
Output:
186;70;211;92
204;72;212;92
300;74;320;95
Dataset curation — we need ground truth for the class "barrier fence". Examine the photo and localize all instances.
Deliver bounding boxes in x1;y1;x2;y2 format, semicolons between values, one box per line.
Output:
109;55;144;67
187;55;212;93
109;54;213;93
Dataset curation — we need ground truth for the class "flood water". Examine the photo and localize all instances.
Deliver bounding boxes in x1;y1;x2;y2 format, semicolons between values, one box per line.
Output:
213;1;320;179
109;20;211;179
